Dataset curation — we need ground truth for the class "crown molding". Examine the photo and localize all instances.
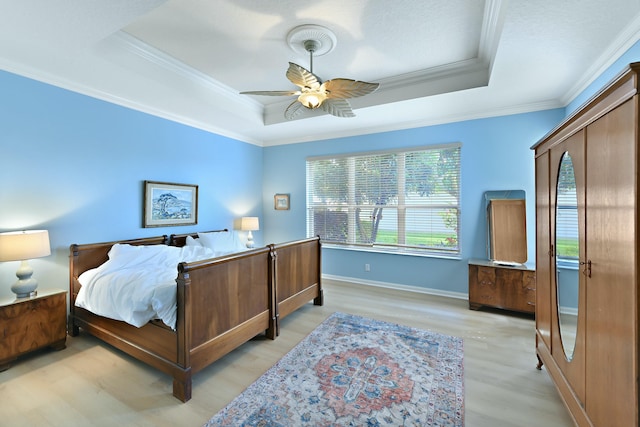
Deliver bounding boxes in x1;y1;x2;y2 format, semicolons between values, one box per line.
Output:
114;31;262;114
262;58;491;125
561;13;640;106
261;99;564;147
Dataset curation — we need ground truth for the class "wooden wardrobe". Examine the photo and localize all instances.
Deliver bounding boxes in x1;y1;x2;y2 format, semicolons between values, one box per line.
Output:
533;63;639;426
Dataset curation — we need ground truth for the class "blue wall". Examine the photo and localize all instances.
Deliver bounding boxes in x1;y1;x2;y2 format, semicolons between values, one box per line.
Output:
262;39;640;296
3;36;639;301
0;70;263;299
262;110;564;294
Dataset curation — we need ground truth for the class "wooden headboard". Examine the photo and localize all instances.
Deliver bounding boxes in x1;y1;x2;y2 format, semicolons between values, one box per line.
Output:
169;229;228;247
69;235;168;304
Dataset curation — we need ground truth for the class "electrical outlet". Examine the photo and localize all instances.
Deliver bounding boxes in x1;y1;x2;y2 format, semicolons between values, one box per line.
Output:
365;263;370;272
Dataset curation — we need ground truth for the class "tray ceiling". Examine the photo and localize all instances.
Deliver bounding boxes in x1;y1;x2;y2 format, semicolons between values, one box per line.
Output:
1;0;639;145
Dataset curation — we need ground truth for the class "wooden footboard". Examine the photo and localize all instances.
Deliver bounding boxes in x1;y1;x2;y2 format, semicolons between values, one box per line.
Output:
271;236;323;335
175;247;277;374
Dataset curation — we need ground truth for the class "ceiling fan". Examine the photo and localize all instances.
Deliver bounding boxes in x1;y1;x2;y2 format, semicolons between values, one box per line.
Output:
240;25;380;120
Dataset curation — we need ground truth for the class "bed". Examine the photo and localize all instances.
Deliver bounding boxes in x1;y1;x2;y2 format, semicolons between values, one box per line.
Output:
170;232;324;335
69;230;322;402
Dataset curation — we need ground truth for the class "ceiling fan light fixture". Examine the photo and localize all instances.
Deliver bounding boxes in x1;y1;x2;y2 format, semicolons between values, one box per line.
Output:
240;24;379;120
298;91;325;109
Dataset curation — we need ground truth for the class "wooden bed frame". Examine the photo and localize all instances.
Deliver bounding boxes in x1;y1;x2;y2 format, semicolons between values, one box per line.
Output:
169;232;324;334
269;237;324;334
69;231;322;402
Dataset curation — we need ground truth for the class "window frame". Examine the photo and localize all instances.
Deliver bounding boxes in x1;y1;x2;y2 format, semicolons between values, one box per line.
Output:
306;143;462;258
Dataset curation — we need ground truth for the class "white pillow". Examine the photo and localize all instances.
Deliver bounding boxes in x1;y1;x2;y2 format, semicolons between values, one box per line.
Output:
185;235;202;247
197;231;246;255
107;243;141;259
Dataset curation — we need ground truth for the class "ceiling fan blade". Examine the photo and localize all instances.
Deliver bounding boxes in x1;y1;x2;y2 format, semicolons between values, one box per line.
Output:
240;90;300;96
286;62;321;90
320;98;355;118
322;79;379;99
285;100;305;120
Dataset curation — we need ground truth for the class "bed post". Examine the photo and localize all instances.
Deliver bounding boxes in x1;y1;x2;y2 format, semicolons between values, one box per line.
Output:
313;236;324;306
268;244;279;338
69;244;80;336
172;368;192;403
175;264;193;402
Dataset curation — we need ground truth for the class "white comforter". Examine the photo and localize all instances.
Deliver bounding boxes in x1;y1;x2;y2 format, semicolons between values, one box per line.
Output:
75;243;216;330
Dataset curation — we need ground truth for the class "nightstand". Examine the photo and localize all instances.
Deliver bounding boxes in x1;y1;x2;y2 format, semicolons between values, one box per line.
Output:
0;289;67;370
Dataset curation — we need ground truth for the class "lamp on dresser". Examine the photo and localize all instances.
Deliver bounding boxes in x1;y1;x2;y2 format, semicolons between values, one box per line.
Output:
0;230;51;298
240;217;259;248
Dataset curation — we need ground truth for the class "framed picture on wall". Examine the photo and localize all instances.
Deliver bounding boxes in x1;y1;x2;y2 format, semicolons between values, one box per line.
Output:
274;193;290;210
143;180;198;227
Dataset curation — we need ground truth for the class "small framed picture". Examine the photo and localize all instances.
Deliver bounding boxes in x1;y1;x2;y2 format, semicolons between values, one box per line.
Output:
274;193;290;210
144;180;198;227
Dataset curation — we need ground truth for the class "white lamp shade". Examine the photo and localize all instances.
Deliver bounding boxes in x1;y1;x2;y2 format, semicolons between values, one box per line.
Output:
240;217;260;231
0;230;51;261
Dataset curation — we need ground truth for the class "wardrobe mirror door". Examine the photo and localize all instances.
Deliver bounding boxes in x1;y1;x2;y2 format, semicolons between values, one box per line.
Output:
555;152;579;361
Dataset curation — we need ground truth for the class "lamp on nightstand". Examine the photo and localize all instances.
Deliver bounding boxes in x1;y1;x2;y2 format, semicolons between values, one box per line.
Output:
0;230;51;298
240;217;259;248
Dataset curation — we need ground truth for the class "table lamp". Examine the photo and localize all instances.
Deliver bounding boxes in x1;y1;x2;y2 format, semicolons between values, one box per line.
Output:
0;230;51;297
240;217;259;248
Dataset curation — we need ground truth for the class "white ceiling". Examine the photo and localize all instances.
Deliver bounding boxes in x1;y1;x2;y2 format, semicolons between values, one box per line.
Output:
1;0;640;146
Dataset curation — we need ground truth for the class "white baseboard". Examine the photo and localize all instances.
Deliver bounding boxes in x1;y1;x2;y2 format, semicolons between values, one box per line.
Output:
322;274;468;301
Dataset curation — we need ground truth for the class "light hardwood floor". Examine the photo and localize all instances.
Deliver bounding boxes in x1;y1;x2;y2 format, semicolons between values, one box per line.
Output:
1;280;574;427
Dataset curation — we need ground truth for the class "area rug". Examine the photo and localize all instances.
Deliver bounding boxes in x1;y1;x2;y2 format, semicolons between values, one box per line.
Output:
204;312;464;426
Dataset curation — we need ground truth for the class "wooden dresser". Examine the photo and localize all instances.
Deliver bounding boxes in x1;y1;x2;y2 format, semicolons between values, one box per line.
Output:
532;62;640;426
0;289;67;370
468;259;536;314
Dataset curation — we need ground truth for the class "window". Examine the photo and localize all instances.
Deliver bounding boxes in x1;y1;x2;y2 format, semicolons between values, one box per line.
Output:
556;154;579;263
306;143;461;256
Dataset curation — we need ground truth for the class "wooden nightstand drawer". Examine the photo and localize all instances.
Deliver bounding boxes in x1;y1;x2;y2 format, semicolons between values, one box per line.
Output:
0;289;67;370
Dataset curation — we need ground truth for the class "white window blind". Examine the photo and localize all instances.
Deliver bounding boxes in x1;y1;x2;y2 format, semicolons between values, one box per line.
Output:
306;143;461;256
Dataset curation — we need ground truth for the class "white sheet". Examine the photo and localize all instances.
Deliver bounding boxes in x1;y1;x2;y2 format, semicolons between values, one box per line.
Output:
75;243;216;329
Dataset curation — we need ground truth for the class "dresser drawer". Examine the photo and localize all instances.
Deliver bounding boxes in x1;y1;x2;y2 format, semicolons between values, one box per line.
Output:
469;265;498;307
523;270;536;308
477;266;496;286
468;262;536;314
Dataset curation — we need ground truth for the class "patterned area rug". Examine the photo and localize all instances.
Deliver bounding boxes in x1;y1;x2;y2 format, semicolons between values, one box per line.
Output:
204;312;464;426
